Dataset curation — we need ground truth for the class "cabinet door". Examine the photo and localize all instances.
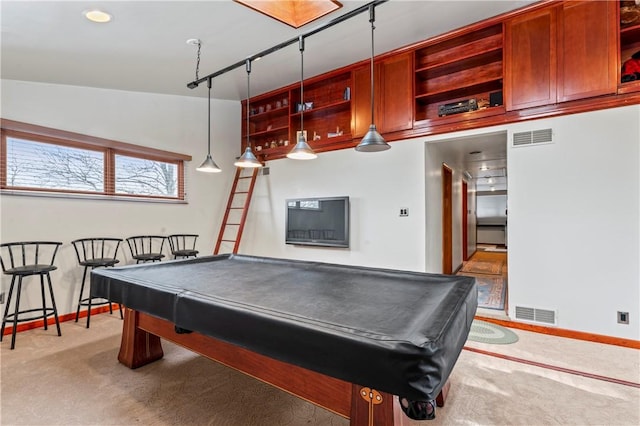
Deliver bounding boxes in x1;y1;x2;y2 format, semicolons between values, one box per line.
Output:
557;0;617;102
505;7;557;110
378;52;413;133
352;65;372;138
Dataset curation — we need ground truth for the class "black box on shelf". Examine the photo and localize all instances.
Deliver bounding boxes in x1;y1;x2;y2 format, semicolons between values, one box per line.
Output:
438;98;478;117
489;90;503;106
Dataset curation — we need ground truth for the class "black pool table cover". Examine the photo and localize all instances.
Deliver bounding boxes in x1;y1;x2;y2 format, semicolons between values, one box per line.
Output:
91;254;477;402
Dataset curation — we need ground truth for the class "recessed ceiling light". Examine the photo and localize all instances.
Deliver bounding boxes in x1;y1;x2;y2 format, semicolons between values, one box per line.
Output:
84;9;112;23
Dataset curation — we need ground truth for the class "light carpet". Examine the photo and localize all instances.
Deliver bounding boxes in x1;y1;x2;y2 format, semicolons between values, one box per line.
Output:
1;314;638;425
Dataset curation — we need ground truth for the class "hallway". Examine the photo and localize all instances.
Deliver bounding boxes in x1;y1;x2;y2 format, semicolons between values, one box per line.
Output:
458;247;508;315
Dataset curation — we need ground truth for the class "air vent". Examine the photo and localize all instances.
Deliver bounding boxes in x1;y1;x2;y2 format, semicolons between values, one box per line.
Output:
512;129;553;147
515;306;557;325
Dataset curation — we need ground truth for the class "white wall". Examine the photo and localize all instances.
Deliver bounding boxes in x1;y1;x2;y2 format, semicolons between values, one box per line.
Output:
507;106;639;339
1;79;240;316
241;140;427;272
241;106;640;340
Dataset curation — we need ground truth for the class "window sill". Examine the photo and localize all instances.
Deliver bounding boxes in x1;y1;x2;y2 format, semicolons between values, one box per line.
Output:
0;189;188;204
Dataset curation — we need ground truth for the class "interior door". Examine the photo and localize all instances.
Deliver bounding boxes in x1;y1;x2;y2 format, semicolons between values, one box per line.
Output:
442;164;453;274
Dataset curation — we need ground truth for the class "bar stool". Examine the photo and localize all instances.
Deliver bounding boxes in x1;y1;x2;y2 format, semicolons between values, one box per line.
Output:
126;235;166;263
167;234;199;259
71;238;124;328
0;241;63;349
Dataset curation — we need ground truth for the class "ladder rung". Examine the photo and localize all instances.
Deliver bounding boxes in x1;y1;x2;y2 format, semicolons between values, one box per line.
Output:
234;191;249;194
225;223;240;226
229;207;244;209
221;239;236;242
238;176;253;179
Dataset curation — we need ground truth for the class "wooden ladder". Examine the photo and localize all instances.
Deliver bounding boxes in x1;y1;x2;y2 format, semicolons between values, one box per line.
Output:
214;167;259;254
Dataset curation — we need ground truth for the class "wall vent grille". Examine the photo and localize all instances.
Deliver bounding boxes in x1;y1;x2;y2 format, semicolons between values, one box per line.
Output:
515;306;557;325
512;129;553;147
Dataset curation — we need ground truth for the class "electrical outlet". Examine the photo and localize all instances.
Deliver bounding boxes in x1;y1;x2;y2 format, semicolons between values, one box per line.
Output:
399;208;409;217
618;311;629;324
0;292;4;304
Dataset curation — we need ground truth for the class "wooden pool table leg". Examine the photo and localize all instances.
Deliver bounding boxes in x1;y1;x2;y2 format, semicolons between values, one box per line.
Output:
118;307;164;369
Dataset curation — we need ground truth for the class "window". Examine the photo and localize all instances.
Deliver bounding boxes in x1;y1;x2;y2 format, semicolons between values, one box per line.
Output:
1;120;191;201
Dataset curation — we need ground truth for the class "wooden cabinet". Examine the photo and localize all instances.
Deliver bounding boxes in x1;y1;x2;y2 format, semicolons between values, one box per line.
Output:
505;1;617;110
242;90;291;156
414;24;504;123
620;1;640;94
353;52;413;138
558;0;617;102
290;70;352;150
505;7;557;110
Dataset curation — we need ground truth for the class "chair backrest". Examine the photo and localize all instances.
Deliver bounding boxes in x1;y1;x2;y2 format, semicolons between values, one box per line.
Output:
167;234;198;253
71;238;122;263
126;236;166;257
0;241;63;272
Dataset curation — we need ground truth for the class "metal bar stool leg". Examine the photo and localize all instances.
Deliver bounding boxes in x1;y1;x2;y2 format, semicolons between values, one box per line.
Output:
76;266;89;323
40;274;48;331
0;276;16;342
10;277;23;350
46;273;61;336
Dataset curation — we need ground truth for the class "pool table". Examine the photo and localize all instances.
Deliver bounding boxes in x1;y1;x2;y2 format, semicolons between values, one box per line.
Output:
92;254;477;425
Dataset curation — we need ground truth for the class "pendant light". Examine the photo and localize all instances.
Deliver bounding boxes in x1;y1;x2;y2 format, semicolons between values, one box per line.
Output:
355;5;390;152
234;59;263;168
287;35;317;160
196;77;222;173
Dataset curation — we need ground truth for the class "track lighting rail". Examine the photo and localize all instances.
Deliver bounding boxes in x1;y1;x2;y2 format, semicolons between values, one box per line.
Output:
186;0;388;90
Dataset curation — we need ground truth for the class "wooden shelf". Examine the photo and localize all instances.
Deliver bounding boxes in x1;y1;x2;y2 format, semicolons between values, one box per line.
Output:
249;125;288;138
291;99;350;118
248;105;289;119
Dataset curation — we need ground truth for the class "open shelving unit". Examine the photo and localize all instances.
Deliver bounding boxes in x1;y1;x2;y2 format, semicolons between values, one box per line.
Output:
619;4;640;95
414;23;505;124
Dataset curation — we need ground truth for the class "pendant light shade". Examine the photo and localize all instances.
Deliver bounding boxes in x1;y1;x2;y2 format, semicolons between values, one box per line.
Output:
196;78;222;173
287;35;317;160
235;59;263;168
355;5;390;153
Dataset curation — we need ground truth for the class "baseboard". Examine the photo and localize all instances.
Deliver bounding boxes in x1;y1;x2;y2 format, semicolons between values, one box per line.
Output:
475;315;640;350
1;304;121;335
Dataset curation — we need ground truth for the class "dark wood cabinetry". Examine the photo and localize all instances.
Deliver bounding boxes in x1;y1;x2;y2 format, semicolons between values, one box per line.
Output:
558;0;617;102
241;1;640;160
352;52;413;138
505;1;617;110
505;7;556;111
415;24;504;123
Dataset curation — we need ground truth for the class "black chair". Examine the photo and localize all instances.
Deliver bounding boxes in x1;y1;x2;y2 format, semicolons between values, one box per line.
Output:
167;234;199;259
71;238;124;328
0;241;63;349
126;236;166;263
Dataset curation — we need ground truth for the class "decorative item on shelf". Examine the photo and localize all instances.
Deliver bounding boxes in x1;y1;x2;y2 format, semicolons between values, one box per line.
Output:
267;124;273;131
282;98;288;106
270;140;278;148
313;131;321;141
284;140;289;146
621;1;640;26
255;145;262;151
287;35;317;161
191;39;221;173
276;101;282;108
258;105;265;114
296;103;305;112
477;98;489;110
304;102;313;110
356;5;390;152
266;103;272;112
328;126;343;138
343;87;351;101
234;58;263;168
621;50;640;83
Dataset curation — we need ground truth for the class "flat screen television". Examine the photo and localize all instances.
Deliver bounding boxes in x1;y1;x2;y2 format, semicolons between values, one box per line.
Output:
285;196;349;248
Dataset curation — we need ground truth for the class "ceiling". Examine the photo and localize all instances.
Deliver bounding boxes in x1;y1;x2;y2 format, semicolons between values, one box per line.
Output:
2;0;527;191
1;0;533;101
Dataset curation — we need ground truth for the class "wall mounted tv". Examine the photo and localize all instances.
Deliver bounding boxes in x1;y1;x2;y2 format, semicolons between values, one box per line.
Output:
285;196;350;248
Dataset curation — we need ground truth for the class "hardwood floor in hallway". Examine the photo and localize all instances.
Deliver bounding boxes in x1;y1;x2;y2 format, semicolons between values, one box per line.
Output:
458;246;508;313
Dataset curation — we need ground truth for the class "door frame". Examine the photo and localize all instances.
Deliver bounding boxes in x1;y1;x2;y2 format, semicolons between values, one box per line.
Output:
442;164;453;274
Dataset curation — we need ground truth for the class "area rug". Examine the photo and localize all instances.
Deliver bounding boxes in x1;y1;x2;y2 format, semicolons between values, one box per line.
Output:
460;260;503;275
467;320;519;344
460;274;506;310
